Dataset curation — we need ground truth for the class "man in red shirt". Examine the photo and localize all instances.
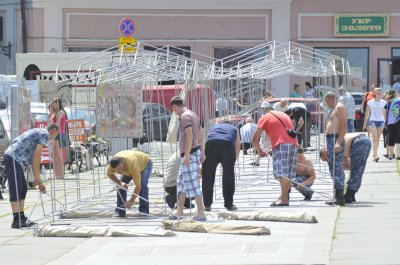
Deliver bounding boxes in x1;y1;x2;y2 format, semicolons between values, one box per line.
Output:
252;102;298;206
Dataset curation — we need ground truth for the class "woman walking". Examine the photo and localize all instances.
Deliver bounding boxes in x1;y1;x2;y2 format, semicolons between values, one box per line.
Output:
385;89;400;160
363;87;386;162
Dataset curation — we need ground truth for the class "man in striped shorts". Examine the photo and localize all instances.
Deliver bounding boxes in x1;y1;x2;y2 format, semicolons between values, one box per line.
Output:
170;96;206;221
252;102;297;206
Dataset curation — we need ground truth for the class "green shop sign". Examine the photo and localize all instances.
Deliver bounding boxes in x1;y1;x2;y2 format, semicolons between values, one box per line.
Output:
334;13;389;37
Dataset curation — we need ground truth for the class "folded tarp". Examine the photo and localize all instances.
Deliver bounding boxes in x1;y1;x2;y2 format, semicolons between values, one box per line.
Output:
218;211;317;223
163;220;270;235
60;209;167;219
36;225;176;237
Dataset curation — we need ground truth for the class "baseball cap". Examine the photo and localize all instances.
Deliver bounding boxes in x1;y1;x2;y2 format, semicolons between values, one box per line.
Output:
260;102;271;108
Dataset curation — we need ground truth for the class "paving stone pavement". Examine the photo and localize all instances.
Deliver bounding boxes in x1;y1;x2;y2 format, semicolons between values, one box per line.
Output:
0;138;397;264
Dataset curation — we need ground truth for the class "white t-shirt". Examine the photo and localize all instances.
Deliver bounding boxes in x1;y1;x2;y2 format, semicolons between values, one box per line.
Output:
367;99;387;122
273;102;289;112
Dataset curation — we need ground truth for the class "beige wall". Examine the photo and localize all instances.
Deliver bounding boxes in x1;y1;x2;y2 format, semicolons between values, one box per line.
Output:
291;0;400;91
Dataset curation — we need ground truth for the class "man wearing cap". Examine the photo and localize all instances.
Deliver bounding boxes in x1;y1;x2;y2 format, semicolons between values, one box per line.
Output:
252;101;297;206
252;102;272;166
240;116;257;155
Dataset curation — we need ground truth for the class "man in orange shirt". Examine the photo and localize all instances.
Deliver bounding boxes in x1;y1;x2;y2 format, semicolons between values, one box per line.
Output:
252;102;297;206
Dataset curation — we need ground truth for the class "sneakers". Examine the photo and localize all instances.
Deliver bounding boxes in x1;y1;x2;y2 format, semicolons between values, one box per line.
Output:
204;206;212;211
11;217;37;229
304;193;313;201
225;204;237;211
113;212;126;218
192;215;207;221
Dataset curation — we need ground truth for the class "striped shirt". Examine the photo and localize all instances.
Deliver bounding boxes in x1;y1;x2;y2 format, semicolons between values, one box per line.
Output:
240;122;257;143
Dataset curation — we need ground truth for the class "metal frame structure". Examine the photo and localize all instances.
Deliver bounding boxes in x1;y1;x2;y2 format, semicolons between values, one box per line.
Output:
15;40;352;227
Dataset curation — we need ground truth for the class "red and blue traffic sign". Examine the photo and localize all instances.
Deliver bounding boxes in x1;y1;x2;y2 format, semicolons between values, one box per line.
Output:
119;17;136;37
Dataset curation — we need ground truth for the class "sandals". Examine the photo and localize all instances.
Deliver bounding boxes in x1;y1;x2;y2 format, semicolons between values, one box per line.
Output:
270;201;289;207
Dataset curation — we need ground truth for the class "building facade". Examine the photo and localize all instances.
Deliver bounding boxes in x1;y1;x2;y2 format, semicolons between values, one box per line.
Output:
292;0;400;92
1;0;400;95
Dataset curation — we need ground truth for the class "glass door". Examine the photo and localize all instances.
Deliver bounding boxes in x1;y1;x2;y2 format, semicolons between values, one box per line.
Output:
378;58;392;92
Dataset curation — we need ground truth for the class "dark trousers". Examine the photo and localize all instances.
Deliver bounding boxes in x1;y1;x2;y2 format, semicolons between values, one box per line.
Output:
164;186;192;206
202;140;236;208
297;122;312;148
241;142;252;154
4;155;27;202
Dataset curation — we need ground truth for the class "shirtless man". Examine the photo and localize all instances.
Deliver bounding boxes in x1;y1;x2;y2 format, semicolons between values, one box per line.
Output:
320;133;371;203
324;92;347;206
292;146;316;200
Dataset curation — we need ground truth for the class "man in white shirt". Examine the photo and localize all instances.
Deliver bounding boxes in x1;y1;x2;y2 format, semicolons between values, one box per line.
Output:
273;98;289;112
240;117;257;155
338;86;356;133
215;95;228;117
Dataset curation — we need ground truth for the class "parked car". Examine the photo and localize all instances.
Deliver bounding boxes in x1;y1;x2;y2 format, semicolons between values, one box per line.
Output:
350;92;365;132
133;103;172;144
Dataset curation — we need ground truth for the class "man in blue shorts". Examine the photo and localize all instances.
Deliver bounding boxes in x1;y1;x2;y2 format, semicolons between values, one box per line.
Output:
4;124;59;228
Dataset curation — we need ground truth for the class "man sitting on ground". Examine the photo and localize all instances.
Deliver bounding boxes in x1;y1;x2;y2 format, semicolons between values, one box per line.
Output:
292;146;316;200
164;152;193;209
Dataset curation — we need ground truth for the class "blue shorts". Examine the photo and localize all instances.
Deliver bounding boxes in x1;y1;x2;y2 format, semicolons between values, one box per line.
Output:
369;120;385;128
55;133;69;148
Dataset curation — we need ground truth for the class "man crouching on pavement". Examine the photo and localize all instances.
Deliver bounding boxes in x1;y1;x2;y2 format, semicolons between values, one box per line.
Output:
107;150;153;217
292;145;316;200
4;124;59;228
320;133;371;203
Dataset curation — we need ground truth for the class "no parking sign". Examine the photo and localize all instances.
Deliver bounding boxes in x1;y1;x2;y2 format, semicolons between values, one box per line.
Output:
119;17;136;37
119;17;136;52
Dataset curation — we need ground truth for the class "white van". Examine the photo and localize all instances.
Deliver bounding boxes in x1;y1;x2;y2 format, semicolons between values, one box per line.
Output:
0;117;10;156
0;102;48;150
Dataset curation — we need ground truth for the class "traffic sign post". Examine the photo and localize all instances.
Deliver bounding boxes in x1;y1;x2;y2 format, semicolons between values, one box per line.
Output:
118;18;137;52
118;37;136;53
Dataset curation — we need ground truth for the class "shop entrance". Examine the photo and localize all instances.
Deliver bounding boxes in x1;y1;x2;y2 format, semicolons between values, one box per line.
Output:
378;58;400;91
